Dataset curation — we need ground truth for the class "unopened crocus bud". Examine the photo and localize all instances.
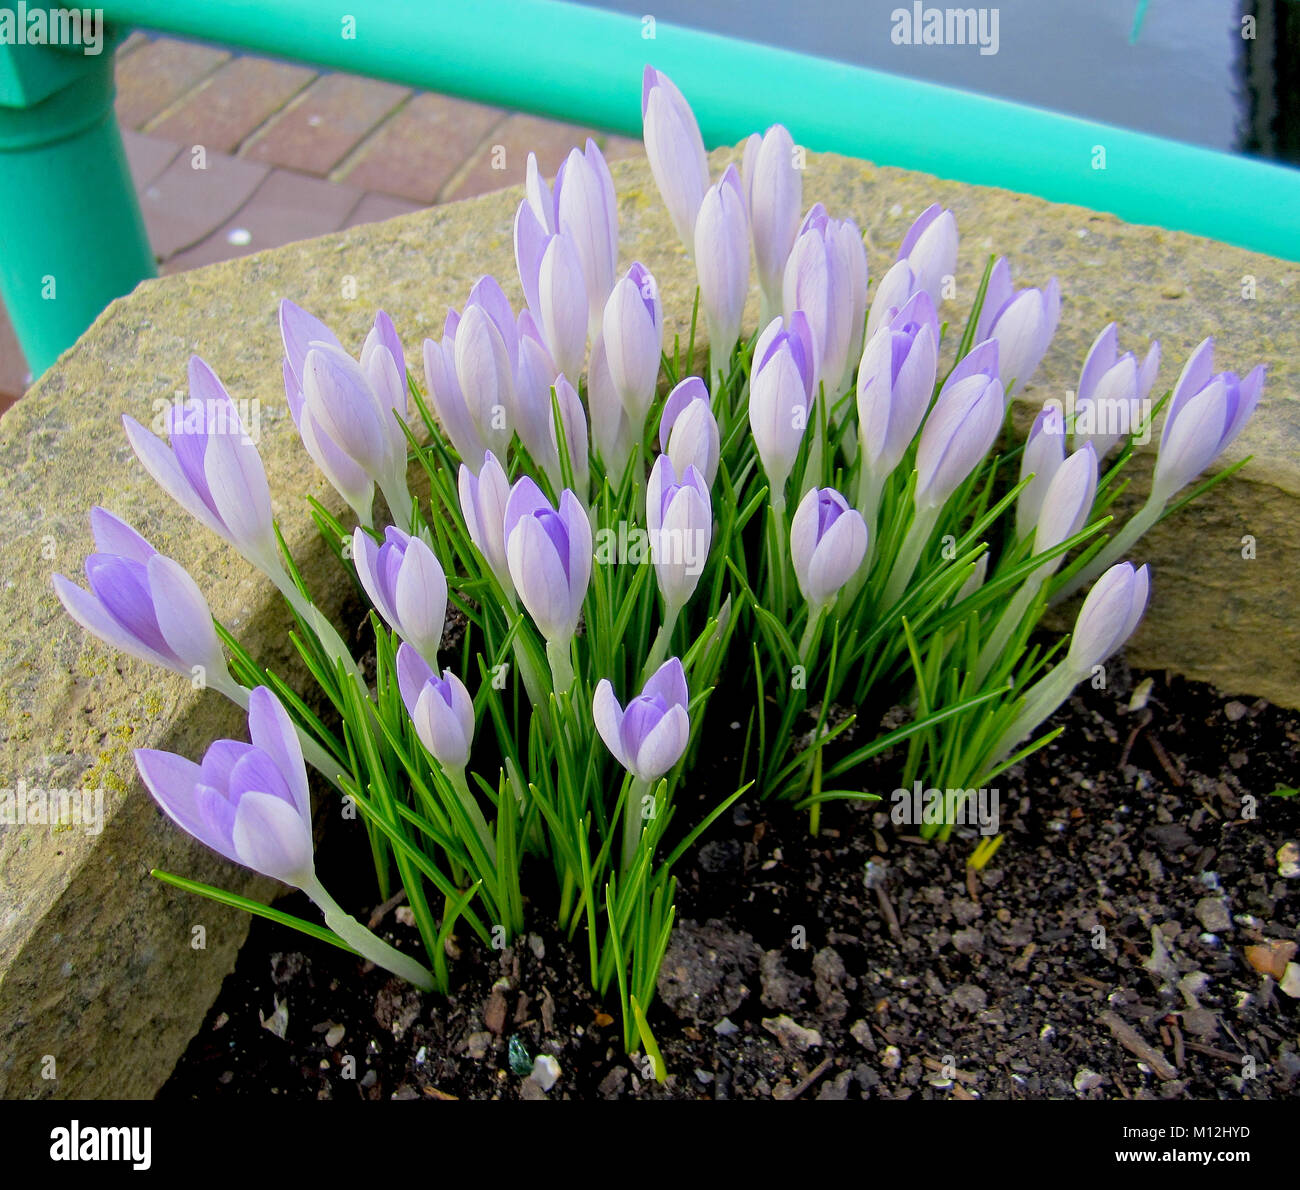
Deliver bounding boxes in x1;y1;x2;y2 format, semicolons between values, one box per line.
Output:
659;376;719;486
302;344;400;488
548;373;591;496
856;291;939;482
123;356;280;576
361;310;409;423
790;486;868;607
515;201;588;381
1067;562;1150;675
1150;338;1264;506
555;140;620;335
396;642;476;772
53;508;226;681
642;65;710;253
647;455;712;612
593;656;690;784
1032;443;1097;576
587;334;636;477
695;164;750;362
748;313;815;502
512;310;561;468
424;312;484;468
458;450;513;597
454;300;515;460
1072;323;1161;459
897;203;958;306
975;258;1060;390
866;259;921;342
352;526;448;666
1016;404;1066;540
914;340;1004;509
504;478;592;644
742;124;802;317
602;262;663;429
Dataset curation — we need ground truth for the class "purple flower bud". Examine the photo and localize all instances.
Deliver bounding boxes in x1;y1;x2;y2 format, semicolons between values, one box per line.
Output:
646;455;712;611
453;300;515;460
555;139;620;335
856;291;939;480
897;203;958;307
914;339;1004;509
512;310;560;468
1067;562;1150;674
975;258;1060;390
548;373;591;496
504;478;592;643
659;376;719;486
424;312;485;469
123;356;279;574
1033;444;1097;576
593;657;690;783
749;313;815;500
361;309;409;422
134;687;315;886
515;201;588;381
302;344;399;485
790;487;868;607
695;164;750;358
352;526;448;665
1016;404;1066;539
1073;323;1161;458
396;643;476;771
586;334;636;476
1151;338;1264;504
601;262;663;428
458;450;514;597
642;66;711;253
54;508;225;680
742;124;802;314
866;259;921;342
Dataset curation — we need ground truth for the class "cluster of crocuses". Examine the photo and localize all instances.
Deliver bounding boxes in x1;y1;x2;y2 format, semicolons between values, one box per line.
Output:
53;66;1263;1053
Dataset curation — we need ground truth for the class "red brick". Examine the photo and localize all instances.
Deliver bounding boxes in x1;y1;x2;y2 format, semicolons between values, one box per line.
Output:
344;191;425;229
444;113;598;202
121;130;182;190
139;149;270;260
144;56;318;154
333;92;503;204
242;73;412;176
114;37;231;129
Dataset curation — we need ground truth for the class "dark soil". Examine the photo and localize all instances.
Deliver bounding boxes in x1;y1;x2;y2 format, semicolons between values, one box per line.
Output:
161;661;1300;1100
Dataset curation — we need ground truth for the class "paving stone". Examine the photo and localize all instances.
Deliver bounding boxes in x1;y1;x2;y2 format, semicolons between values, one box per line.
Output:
241;72;412;176
163;169;363;272
115;30;150;59
120;130;182;191
144;56;318;154
114;37;231;130
139;149;269;259
333;92;503;203
344;191;425;229
444;113;599;201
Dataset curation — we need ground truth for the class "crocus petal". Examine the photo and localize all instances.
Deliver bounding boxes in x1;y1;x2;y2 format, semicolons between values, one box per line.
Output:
632;703;690;782
231;790;316;886
246;685;311;822
135;748;242;866
592;679;629;769
147;554;223;676
54;573;178;673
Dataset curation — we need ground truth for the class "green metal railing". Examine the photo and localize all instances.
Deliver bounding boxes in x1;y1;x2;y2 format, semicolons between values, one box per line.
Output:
3;0;1299;376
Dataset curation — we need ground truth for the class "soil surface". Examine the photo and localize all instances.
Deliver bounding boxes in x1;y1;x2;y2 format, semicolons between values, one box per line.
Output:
161;661;1300;1100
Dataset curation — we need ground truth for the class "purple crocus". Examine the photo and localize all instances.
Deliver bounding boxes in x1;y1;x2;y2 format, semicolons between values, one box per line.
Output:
790;487;869;608
1032;443;1098;577
1072;323;1161;458
742;124;802;318
642;66;711;253
914;339;1004;509
659;376;719;486
547;373;591;497
974;258;1061;390
53;507;226;681
555;141;620;335
866;259;922;341
458;450;514;598
512;309;561;470
123;356;280;576
352;526;448;666
514;182;589;379
1016;404;1067;540
503;477;592;645
748;312;816;502
1067;562;1150;675
897;203;958;308
601;262;664;429
695;164;750;366
593;657;691;785
396;643;476;772
586;334;636;477
1150;338;1264;505
646;455;712;613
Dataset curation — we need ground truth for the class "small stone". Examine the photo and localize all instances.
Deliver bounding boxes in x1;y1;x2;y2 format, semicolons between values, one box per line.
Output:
324;1024;345;1048
466;1031;492;1060
484;988;508;1035
761;1014;823;1052
598;1066;628;1098
713;1017;739;1036
1277;841;1300;879
395;906;416;927
519;1076;547;1100
694;1068;714;1085
1195;897;1232;933
882;1045;902;1070
850;1019;874;1048
259;997;289;1040
1074;1068;1104;1093
1279;963;1300;999
949;983;987;1013
531;1055;560;1091
1223;700;1248;721
527;933;546;960
1244;939;1297;980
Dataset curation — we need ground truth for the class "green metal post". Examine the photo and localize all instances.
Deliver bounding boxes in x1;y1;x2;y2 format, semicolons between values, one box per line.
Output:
0;19;155;376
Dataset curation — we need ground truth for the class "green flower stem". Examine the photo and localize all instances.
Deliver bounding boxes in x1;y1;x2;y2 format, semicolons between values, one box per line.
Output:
622;775;651;872
300;875;435;991
546;636;575;696
990;660;1080;763
882;503;940;607
269;568;365;685
770;492;790;614
642;602;681;683
797;603;827;667
972;573;1042;684
379;473;415;536
1053;493;1163;604
447;763;496;863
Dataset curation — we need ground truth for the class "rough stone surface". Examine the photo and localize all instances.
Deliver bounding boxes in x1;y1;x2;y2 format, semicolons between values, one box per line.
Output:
1;143;1297;1099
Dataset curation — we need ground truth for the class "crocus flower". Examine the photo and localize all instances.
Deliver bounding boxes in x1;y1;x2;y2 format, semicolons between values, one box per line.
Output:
512;309;562;468
897;203;958;307
974;258;1061;390
586;334;637;477
547;373;591;497
748;312;816;502
1016;404;1066;540
642;66;710;253
866;259;922;341
1072;323;1161;458
856;290;940;482
1067;562;1150;675
601;262;664;429
695;164;750;364
646;455;712;613
1032;443;1097;577
1150;338;1264;505
659;376;719;486
555;141;620;336
53;508;225;681
742;124;802;317
790;487;869;608
514;177;589;379
593;657;691;784
458;450;514;598
454;293;516;459
503;478;592;645
782;203;868;397
914;340;1004;509
123;356;280;576
395;643;475;772
352;526;448;666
